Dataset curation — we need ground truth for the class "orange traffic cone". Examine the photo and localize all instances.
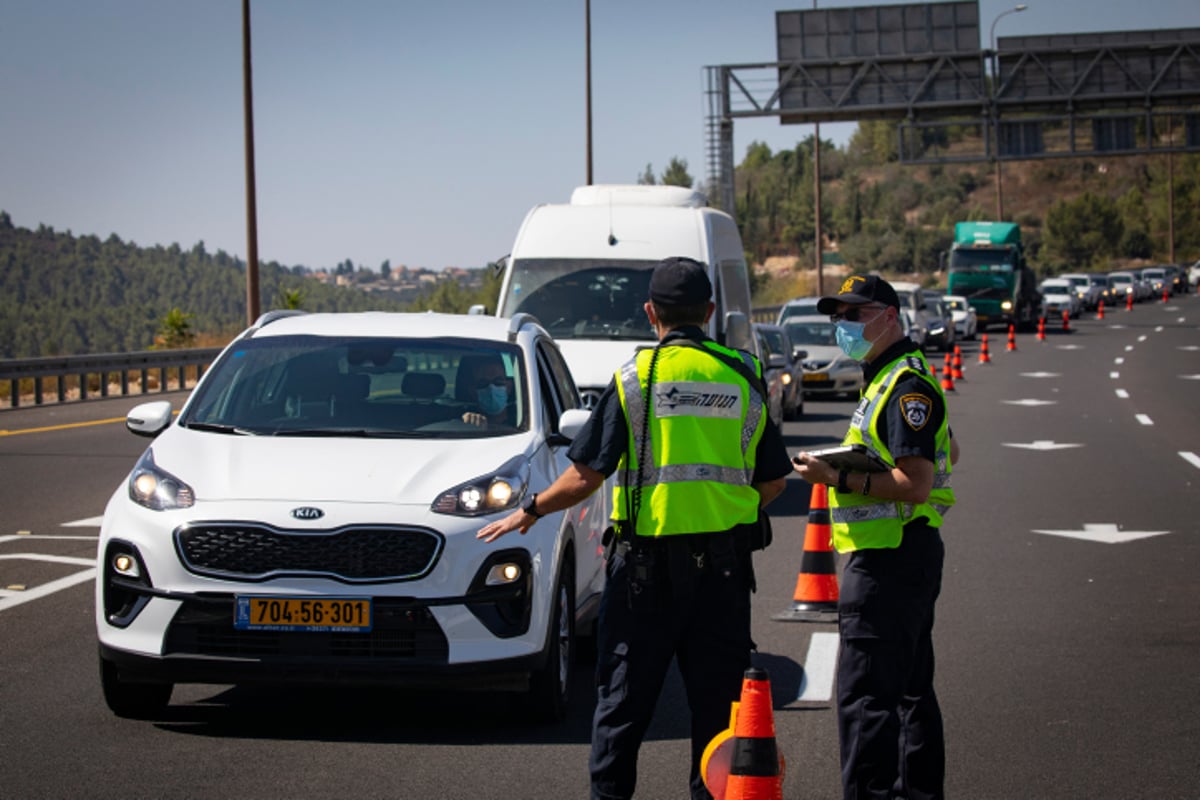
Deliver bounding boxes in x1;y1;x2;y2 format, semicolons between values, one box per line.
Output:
1126;292;1134;311
702;668;785;800
1006;324;1018;351
978;334;993;364
1096;300;1105;320
940;354;956;392
951;346;966;381
1036;317;1046;342
1061;310;1070;333
773;483;838;622
1163;288;1170;303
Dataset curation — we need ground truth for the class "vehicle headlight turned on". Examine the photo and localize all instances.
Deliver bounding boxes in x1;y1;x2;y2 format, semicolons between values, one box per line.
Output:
431;455;530;516
128;449;194;511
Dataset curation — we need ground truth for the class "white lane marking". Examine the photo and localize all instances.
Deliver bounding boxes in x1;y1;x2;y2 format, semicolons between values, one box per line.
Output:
1032;523;1170;544
1125;345;1134;351
1115;389;1129;399
1180;345;1200;352
62;516;104;527
1155;326;1164;333
1108;324;1126;329
1020;372;1060;378
1056;344;1083;350
1180;452;1200;470
1136;414;1154;426
1114;357;1124;365
1002;399;1057;406
1138;335;1148;342
0;554;95;566
1003;441;1083;451
1181;375;1200;381
0;567;96;613
796;632;839;703
1110;372;1120;379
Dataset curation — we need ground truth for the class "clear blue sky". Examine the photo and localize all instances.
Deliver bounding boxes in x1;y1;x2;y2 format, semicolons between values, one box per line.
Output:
2;0;1198;272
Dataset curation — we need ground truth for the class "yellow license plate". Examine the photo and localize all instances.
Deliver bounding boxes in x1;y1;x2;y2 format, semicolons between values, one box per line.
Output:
803;372;829;382
234;596;372;632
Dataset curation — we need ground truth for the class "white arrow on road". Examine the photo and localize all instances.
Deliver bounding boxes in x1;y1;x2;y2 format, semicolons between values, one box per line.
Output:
1020;372;1061;378
1032;523;1170;544
1003;399;1057;406
1004;441;1083;451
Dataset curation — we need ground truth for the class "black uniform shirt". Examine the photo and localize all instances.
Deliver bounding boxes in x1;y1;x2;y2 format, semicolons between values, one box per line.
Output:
567;326;793;483
861;338;947;464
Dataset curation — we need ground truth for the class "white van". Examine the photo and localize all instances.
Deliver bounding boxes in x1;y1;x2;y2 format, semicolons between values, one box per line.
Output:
490;184;754;408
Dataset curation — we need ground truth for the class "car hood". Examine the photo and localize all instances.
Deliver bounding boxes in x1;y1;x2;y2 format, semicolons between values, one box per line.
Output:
146;428;537;504
557;339;653;391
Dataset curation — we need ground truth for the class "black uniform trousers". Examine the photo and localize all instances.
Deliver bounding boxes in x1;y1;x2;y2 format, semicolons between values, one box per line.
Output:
588;531;753;800
837;521;945;800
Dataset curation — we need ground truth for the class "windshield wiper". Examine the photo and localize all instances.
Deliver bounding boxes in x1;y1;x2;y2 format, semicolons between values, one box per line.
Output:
184;422;256;436
270;428;435;438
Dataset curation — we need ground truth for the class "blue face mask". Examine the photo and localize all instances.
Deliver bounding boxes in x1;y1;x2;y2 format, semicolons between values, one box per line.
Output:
835;320;874;360
477;384;508;415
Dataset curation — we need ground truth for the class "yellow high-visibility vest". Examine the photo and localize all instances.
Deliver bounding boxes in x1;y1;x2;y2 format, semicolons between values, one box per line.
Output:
829;350;955;552
613;340;766;537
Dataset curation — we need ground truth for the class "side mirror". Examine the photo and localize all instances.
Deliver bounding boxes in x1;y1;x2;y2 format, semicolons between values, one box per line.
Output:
723;311;752;351
468;304;487;316
552;408;592;444
126;400;174;438
792;348;808;361
767;353;786;370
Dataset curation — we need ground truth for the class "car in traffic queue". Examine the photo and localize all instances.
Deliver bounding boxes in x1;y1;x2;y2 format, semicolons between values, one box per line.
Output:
1107;270;1137;303
921;291;957;353
891;281;934;351
96;310;606;721
1039;278;1082;319
753;324;785;427
1086;273;1117;309
752;322;804;421
775;296;821;326
1140;267;1169;297
943;294;978;340
782;316;865;399
1060;272;1104;311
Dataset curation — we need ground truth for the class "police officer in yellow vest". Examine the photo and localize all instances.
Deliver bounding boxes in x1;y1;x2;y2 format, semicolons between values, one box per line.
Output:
793;274;960;800
479;257;791;800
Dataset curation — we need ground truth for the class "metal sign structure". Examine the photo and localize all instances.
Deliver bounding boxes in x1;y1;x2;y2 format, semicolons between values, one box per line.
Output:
704;0;1200;214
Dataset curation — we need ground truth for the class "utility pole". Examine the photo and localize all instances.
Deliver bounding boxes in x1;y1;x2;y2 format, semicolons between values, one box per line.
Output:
585;0;593;185
242;0;261;324
813;0;823;295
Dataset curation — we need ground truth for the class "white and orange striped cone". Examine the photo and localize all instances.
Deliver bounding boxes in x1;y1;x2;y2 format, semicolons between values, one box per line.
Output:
772;483;838;623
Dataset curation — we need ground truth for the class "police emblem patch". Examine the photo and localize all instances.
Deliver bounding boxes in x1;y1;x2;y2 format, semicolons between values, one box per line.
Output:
900;393;932;430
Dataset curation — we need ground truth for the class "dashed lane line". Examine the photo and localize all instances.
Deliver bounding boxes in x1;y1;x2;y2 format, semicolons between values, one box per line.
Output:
1181;452;1200;470
1136;414;1154;426
796;632;839;703
1115;389;1129;399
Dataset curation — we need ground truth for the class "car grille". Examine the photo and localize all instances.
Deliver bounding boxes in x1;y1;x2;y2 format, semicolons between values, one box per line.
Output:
175;524;443;583
163;597;449;663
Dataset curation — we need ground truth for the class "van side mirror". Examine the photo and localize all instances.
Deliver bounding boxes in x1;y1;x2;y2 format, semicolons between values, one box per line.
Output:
723;312;751;351
792;347;808;361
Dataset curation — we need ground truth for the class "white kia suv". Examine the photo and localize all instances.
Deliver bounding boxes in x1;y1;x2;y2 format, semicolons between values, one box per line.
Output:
96;310;605;721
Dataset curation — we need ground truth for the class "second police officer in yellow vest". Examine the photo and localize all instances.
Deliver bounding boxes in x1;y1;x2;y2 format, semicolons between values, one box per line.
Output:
479;257;791;800
793;274;960;800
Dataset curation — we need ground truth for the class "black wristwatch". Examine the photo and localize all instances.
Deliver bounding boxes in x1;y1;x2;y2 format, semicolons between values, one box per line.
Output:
522;492;544;519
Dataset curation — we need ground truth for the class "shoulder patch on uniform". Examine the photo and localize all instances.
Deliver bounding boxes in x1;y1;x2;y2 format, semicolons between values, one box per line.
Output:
899;393;932;431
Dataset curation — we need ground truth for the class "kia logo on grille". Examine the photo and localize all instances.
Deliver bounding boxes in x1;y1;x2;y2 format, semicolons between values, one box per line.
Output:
291;507;325;520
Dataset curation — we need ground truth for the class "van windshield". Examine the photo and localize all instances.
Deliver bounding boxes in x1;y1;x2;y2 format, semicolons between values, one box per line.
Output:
500;258;658;340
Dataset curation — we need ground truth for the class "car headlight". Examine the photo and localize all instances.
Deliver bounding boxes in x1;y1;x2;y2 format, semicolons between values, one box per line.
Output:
432;455;530;516
1000;300;1014;311
128;448;194;510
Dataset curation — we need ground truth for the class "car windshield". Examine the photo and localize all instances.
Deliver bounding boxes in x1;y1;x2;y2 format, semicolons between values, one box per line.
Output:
785;321;838;346
946;298;965;311
759;328;788;358
180;335;528;438
500;258;657;341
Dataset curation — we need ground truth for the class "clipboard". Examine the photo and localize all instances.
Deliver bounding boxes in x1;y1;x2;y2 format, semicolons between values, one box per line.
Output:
803;444;890;473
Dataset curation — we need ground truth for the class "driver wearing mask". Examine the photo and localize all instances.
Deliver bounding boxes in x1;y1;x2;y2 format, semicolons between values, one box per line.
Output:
461;355;513;429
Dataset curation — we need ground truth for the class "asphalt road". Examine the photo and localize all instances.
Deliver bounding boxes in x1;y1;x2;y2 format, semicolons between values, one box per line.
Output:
2;296;1198;799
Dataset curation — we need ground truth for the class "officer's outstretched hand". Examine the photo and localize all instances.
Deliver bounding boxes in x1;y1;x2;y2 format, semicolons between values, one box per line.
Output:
792;452;836;487
477;509;535;543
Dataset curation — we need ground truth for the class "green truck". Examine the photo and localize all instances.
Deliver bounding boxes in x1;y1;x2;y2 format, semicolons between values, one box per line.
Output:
943;221;1041;332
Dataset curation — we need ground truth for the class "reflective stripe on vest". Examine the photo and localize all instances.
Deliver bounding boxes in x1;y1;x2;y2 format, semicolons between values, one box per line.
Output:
830;349;956;552
613;342;765;537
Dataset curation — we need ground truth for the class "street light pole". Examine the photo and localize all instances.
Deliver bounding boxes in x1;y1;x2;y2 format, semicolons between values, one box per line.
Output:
989;4;1027;221
241;0;260;325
